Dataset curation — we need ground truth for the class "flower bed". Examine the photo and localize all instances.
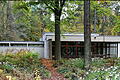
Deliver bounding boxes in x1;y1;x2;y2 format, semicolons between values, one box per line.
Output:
56;58;120;80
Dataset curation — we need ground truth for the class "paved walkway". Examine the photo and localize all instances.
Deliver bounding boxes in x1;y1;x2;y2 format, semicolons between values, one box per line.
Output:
41;59;67;80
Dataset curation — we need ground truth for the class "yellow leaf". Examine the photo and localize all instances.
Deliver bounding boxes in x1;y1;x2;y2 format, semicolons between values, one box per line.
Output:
6;76;12;80
0;69;3;74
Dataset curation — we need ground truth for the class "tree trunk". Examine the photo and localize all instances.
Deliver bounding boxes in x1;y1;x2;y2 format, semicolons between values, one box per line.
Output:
6;1;19;41
6;1;14;40
54;0;61;60
94;9;97;33
43;0;65;60
54;10;61;60
84;0;91;70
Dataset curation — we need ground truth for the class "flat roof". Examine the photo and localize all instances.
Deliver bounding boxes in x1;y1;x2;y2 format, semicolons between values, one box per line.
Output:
0;41;44;44
43;33;120;42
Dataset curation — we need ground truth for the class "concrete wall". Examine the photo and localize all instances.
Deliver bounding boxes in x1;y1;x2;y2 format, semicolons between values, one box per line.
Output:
0;42;44;58
118;43;120;57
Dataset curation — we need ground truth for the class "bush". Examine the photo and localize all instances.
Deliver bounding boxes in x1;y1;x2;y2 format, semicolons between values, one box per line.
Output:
58;67;70;74
0;50;40;70
0;50;51;79
39;67;51;78
68;58;84;68
56;58;120;80
56;58;84;69
56;58;84;79
91;58;106;68
85;66;120;80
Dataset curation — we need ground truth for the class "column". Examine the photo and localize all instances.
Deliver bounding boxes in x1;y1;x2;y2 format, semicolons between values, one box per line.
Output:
48;39;52;59
44;39;52;59
118;43;120;57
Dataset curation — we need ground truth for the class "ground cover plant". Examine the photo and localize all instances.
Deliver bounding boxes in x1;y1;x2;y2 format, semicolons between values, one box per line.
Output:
1;50;120;80
0;50;51;80
55;58;120;80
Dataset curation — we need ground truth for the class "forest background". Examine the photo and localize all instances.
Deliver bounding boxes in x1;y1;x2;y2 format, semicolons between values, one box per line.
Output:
0;1;120;41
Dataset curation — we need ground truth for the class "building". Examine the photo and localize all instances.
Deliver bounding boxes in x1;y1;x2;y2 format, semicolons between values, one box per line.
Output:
0;32;120;59
42;32;120;59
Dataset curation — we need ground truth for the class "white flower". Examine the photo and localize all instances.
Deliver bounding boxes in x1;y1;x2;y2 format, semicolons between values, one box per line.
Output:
86;72;89;74
79;77;82;80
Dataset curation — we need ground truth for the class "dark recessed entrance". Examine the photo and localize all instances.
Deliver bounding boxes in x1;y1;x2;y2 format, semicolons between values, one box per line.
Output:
52;41;118;58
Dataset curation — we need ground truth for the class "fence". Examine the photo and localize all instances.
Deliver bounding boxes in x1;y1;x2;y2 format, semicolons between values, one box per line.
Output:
0;41;44;58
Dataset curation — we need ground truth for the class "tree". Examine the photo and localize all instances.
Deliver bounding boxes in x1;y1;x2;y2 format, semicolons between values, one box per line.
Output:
61;1;84;33
41;0;65;60
84;0;91;69
90;1;116;35
6;1;17;41
13;1;50;41
0;1;20;41
54;0;65;60
0;1;6;40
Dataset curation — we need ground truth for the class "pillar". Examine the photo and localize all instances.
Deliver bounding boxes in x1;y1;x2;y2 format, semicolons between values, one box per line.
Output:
118;43;120;57
44;39;52;59
48;39;52;59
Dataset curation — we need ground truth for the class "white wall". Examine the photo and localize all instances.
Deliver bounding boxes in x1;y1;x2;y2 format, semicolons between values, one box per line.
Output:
43;33;51;59
44;40;49;59
0;47;44;58
118;43;120;57
0;42;44;58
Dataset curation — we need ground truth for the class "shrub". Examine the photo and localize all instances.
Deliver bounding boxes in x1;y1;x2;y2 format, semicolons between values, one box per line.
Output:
39;67;51;78
58;67;70;74
91;58;106;68
56;58;84;79
56;58;120;80
0;50;51;79
56;58;84;68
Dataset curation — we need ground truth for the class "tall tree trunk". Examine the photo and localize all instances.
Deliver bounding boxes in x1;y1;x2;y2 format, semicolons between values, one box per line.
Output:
55;12;61;60
54;0;61;60
84;0;91;69
54;0;65;60
6;1;14;40
94;9;97;33
43;0;65;60
6;1;19;41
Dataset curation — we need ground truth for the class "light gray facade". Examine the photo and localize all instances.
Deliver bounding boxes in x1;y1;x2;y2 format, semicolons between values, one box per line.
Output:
42;33;120;58
0;41;44;58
